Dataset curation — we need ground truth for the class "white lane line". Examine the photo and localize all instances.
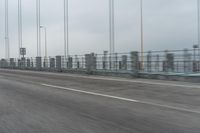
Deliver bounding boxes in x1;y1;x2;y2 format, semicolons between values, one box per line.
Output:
72;77;200;89
2;69;200;89
41;83;200;114
41;73;199;89
32;73;200;89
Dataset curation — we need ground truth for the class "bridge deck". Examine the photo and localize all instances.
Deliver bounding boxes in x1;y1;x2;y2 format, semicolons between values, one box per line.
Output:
0;69;199;133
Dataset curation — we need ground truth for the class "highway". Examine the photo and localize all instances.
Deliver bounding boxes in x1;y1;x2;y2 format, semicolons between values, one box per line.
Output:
0;69;200;133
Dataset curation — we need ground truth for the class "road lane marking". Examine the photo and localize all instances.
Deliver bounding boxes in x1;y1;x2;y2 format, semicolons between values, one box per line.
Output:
41;83;200;114
71;76;200;89
40;72;200;89
3;69;200;89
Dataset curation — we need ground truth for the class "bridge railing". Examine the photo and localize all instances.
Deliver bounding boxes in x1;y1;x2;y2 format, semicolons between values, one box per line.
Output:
0;49;200;75
140;49;200;74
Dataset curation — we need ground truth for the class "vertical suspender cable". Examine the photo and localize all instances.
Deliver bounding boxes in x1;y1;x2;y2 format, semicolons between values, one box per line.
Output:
36;0;41;56
109;0;115;69
140;0;144;69
18;0;22;58
197;0;200;60
36;0;38;56
112;0;115;54
38;0;41;56
5;0;9;59
109;0;115;55
64;0;69;60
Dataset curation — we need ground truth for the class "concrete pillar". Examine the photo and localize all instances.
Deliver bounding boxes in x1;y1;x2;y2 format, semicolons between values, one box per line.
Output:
75;55;79;69
30;58;34;68
193;61;198;72
119;61;122;70
50;58;55;69
166;53;174;72
36;57;42;70
114;53;118;70
10;58;16;68
163;51;174;72
85;54;90;71
102;51;108;70
147;51;152;72
163;61;167;72
81;57;84;69
77;62;80;69
183;49;192;73
155;55;160;72
27;59;31;68
67;57;73;69
21;57;26;68
85;53;97;72
0;59;8;68
43;58;49;69
109;53;115;70
17;59;21;68
121;55;127;70
91;53;97;70
56;56;62;71
130;51;139;74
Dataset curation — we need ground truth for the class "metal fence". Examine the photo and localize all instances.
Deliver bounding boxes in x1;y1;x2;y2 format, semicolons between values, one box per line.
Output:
0;49;200;75
141;49;200;74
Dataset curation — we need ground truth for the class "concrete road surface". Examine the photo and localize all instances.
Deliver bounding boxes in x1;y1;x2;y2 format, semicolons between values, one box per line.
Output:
0;69;200;133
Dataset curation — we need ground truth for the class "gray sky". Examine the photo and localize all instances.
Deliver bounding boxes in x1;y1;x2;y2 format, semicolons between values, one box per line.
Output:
0;0;199;58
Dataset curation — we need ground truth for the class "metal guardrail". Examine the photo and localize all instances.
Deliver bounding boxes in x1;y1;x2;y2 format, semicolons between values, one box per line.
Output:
1;49;200;75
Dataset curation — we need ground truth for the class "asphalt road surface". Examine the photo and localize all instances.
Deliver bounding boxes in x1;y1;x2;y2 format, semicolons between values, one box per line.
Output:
0;69;200;133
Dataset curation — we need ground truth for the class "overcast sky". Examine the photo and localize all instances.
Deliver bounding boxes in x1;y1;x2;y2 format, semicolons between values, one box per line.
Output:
0;0;199;58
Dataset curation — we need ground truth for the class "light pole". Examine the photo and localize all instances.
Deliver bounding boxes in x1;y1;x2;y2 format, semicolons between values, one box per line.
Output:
5;0;9;59
64;0;69;60
18;0;22;58
140;0;144;69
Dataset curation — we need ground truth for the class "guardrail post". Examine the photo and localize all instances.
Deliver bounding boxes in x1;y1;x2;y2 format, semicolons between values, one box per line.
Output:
130;51;139;75
155;55;160;72
85;54;90;72
85;53;96;73
10;58;15;68
147;51;152;72
17;59;21;69
193;61;198;72
167;53;174;72
30;58;34;68
183;49;192;73
67;56;73;69
75;55;80;69
114;53;118;70
163;51;174;72
56;56;62;71
0;59;8;68
27;59;31;68
50;58;55;69
36;57;42;70
103;51;108;70
21;57;26;69
121;55;127;70
43;58;47;69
